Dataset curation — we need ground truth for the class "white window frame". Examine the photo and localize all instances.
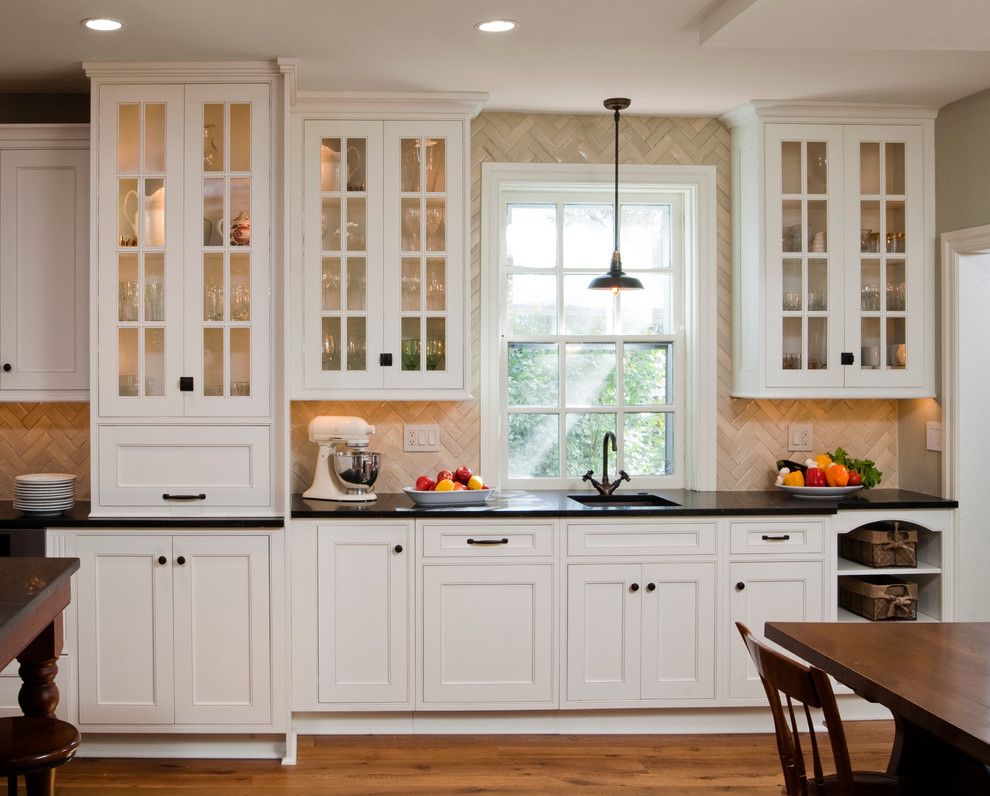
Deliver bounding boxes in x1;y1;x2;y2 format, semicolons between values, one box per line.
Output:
481;162;718;491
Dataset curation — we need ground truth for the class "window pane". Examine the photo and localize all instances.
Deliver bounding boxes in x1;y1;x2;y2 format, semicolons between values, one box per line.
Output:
624;413;670;476
565;343;616;406
563;204;613;269
563;275;611;334
506;204;555;269
620;204;670;269
508;343;558;406
507;274;556;335
623;343;669;405
508;414;559;478
618;273;672;334
565;413;616;477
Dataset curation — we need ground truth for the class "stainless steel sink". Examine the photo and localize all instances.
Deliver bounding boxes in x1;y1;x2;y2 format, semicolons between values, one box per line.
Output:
567;493;679;508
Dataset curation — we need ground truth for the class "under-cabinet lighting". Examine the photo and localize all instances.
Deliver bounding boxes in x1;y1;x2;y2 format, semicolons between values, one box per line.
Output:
475;19;517;33
82;17;124;32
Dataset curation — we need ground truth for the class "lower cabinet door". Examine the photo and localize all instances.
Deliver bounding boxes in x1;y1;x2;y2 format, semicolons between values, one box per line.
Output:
566;564;642;702
76;534;175;724
422;564;553;705
172;535;271;724
317;524;410;704
729;560;824;700
640;562;716;700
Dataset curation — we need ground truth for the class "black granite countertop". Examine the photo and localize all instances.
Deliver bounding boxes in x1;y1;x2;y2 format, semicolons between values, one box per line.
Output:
0;501;284;529
291;489;957;519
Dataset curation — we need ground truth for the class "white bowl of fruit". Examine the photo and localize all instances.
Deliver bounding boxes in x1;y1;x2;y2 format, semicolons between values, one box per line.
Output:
404;466;496;506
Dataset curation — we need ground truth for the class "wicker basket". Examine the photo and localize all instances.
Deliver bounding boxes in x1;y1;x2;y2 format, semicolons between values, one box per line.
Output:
840;523;918;568
839;575;918;621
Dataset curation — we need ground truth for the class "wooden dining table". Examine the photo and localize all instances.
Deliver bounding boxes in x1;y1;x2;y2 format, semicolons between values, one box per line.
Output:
766;621;990;793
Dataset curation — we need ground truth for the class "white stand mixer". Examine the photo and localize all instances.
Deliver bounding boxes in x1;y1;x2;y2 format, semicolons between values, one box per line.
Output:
302;415;380;502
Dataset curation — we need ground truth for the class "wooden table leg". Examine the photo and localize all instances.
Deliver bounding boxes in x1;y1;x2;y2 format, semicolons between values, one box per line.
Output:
15;614;63;719
889;713;990;793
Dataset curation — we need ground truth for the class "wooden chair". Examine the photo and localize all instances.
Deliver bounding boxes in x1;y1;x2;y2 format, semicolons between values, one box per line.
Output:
735;622;903;795
0;715;80;796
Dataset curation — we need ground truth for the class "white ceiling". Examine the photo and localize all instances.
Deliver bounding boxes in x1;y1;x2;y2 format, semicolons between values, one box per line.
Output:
3;0;990;115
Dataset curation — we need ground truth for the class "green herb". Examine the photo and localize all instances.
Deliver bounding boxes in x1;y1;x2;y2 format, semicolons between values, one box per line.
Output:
827;447;883;489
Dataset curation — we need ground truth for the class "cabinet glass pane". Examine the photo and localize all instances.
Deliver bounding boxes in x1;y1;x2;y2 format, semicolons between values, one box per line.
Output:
426;317;445;371
886;201;905;252
782;317;802;370
565;343;616;406
782;200;802;253
144;253;165;323
400;138;420;192
782;258;802;311
425;197;445;252
625;413;670;476
203;103;224;172
144;104;166;173
229;178;251;247
807;200;826;253
229;103;251;172
860;142;881;194
564;274;611;335
425;138;445;192
401;197;421;251
860;201;881;252
345;317;366;371
806;141;827;195
345;139;366;192
623;343;669;405
117;104;140;173
808;317;827;370
118;253;139;322
320;138;342;192
203;178;224;246
118;178;139;247
426;257;446;311
203;253;224;321
618;273;671;334
621;205;670;269
145;328;165;397
321;197;341;251
345;196;366;251
886;260;906;311
203;328;224;396
507;274;556;335
401;258;420;311
861;317;881;369
508;413;559;479
887;317;906;369
321;316;340;371
321;257;341;311
807;259;827;311
564;204;613;269
507;343;558;406
230;253;250;321
118;328;138;396
346;257;366;311
230;328;250;395
781;141;801;194
566;413;617;477
861;259;881;311
401;316;420;371
886;142;905;194
144;178;165;248
506;204;556;269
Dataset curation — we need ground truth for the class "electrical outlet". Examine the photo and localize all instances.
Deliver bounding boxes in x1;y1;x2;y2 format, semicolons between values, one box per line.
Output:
787;423;813;452
926;421;943;452
403;423;440;452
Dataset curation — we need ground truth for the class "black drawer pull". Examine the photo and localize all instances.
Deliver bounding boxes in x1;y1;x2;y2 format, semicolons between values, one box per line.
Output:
629;582;640;593
157;555;167;566
736;582;746;591
162;493;206;501
761;534;791;541
646;583;656;592
2;363;11;372
466;538;509;546
176;556;186;566
394;544;404;554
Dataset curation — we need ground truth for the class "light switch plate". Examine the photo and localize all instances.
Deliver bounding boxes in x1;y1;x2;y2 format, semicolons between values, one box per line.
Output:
404;423;440;452
787;423;813;452
926;421;943;452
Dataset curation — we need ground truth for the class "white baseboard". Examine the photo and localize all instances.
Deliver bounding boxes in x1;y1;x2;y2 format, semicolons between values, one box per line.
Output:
77;733;287;759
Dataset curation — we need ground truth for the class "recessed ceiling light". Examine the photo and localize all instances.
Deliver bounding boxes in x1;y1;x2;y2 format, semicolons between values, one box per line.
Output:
475;19;517;33
82;17;124;32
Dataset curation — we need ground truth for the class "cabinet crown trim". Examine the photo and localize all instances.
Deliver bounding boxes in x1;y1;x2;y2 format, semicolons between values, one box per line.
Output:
290;92;489;119
721;100;939;128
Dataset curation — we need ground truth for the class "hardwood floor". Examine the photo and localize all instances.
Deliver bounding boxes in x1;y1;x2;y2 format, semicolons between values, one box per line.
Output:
54;722;894;794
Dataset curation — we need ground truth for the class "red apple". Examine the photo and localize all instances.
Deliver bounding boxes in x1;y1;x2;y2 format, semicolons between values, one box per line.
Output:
453;465;472;485
415;475;436;492
437;469;454;483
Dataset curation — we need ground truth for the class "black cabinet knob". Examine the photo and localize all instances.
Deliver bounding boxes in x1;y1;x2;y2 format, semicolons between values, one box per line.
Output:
2;363;10;372
158;555;167;566
394;544;403;554
735;582;746;591
646;583;656;592
176;556;186;566
630;583;640;593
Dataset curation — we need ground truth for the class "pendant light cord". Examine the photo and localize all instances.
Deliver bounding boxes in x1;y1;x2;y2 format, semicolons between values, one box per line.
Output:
613;107;620;254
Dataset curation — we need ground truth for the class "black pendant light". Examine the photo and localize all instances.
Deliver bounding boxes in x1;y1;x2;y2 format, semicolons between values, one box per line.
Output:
588;97;643;293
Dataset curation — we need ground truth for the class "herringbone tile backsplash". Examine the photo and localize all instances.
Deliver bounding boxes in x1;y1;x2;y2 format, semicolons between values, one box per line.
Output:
291;111;898;495
0;403;90;499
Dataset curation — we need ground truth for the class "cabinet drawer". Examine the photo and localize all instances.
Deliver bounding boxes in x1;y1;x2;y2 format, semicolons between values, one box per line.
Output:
420;522;554;558
567;522;716;557
97;425;271;509
729;521;824;555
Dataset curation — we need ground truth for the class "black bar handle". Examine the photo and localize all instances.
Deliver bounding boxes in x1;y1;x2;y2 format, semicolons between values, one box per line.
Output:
162;493;206;501
466;538;509;546
761;534;791;541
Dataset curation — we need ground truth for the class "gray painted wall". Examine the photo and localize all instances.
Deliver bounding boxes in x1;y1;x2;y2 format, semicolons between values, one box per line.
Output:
0;93;88;123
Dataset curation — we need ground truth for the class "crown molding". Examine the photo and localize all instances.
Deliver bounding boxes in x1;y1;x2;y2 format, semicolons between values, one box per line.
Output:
0;124;89;143
721;100;939;128
83;60;283;83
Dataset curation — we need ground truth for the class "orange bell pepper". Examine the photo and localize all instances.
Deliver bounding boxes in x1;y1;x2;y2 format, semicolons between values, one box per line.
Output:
825;463;849;487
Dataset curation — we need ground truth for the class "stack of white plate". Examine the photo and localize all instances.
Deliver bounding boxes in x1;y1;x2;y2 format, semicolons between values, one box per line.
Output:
13;473;77;515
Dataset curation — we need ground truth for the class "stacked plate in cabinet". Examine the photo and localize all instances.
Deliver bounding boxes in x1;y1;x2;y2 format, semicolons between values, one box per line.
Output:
13;473;77;516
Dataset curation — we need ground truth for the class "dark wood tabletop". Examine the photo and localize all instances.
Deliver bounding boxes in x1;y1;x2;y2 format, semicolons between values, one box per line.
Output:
0;557;78;672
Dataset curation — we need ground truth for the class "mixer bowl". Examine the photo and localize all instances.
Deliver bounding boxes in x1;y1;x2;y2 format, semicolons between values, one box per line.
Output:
332;450;381;493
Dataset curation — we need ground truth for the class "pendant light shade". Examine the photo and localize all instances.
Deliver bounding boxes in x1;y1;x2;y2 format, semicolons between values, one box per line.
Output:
588;97;643;293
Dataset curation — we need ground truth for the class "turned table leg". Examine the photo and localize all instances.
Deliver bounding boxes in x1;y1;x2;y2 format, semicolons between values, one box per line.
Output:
15;615;63;719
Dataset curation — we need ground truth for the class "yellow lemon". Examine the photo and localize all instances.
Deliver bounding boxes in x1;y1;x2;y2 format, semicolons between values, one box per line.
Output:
467;475;485;490
434;479;456;492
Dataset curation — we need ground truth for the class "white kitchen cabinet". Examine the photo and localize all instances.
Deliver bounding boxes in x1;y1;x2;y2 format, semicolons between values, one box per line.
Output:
0;128;89;399
74;531;274;728
727;103;935;398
